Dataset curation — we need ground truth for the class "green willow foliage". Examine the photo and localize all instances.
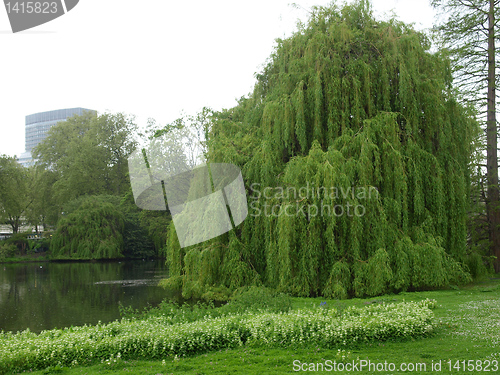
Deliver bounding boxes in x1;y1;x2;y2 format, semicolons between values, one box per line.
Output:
165;0;478;299
50;196;125;259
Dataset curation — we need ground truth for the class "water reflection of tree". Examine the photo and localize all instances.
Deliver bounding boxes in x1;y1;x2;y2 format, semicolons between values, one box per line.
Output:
0;261;173;333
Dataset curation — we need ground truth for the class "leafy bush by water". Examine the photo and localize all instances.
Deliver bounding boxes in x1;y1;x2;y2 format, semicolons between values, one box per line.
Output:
119;286;292;322
0;243;17;259
226;286;292;313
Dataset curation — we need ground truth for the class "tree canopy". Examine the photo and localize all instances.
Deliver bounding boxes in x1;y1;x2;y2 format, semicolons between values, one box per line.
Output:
164;0;479;299
33;111;138;205
50;195;125;259
0;155;32;233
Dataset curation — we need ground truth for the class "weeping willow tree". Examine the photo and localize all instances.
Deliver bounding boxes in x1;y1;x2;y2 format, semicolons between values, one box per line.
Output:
50;196;125;259
164;0;479;299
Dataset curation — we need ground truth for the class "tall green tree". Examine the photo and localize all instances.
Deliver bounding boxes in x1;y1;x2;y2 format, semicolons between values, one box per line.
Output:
24;165;59;232
432;0;500;272
0;156;31;233
33;112;138;205
0;158;57;234
164;0;478;299
146;108;212;168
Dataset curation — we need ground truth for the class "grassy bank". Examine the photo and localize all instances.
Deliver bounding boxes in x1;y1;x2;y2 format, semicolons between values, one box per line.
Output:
4;278;500;374
0;252;50;264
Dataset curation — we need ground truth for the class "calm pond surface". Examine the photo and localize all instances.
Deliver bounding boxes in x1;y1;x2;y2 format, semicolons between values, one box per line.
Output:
0;259;181;333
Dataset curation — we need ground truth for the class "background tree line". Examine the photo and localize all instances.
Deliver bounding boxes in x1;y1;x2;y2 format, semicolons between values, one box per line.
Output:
0;110;207;259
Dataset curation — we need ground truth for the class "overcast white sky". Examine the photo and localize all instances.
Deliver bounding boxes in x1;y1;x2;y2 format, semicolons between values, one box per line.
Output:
0;0;436;158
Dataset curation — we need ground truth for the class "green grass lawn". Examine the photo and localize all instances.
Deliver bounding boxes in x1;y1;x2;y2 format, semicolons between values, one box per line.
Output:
17;277;500;374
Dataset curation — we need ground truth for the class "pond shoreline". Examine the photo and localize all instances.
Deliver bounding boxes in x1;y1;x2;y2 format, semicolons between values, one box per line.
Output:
0;253;165;264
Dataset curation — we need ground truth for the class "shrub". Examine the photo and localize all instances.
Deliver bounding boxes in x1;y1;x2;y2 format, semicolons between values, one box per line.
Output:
119;300;220;325
0;243;17;259
120;286;292;323
3;232;29;255
222;286;292;314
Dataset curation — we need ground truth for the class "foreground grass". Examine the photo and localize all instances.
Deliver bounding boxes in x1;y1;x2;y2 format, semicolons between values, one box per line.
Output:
13;278;500;374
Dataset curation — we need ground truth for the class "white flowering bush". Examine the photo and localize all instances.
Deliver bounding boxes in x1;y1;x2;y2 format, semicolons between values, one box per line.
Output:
0;301;436;374
244;300;436;347
416;298;438;310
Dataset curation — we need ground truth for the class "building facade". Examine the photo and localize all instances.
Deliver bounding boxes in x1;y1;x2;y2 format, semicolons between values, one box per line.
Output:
18;107;97;167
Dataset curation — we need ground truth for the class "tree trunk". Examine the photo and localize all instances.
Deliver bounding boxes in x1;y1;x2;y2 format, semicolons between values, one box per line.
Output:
10;217;19;234
486;0;500;273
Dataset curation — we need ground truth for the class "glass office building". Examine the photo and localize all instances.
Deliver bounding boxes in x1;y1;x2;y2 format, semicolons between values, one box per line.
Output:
18;107;97;167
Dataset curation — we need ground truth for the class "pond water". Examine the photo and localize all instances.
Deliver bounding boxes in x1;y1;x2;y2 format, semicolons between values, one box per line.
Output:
0;259;181;333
